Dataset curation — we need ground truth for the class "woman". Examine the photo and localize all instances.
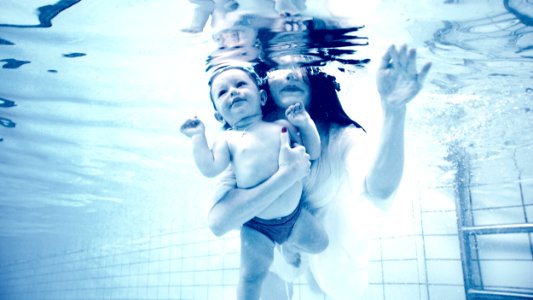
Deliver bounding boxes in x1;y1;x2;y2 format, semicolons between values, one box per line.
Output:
208;45;431;299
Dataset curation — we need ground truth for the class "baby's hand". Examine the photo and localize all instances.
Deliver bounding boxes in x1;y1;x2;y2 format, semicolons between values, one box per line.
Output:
180;117;205;137
285;102;310;127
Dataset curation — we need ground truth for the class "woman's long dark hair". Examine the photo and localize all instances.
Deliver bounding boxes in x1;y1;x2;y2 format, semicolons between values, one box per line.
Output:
306;70;365;132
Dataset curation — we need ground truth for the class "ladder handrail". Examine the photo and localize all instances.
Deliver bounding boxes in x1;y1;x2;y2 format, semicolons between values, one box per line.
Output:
468;288;533;299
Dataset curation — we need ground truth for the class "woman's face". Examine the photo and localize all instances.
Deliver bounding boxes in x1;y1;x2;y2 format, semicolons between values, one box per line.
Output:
267;68;311;110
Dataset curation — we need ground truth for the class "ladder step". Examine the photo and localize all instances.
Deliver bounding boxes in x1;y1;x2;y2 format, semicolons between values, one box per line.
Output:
462;223;533;235
468;288;533;299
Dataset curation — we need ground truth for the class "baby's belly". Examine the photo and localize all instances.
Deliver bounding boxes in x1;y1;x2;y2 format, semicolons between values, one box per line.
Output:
234;153;278;189
255;181;303;220
233;149;302;219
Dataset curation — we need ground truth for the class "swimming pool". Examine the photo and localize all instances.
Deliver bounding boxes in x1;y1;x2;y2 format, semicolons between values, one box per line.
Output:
0;0;532;299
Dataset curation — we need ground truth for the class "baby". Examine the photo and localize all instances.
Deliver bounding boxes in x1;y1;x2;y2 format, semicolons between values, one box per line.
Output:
180;65;327;300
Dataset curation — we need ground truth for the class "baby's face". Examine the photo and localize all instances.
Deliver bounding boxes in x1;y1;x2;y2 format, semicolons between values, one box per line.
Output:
210;68;264;127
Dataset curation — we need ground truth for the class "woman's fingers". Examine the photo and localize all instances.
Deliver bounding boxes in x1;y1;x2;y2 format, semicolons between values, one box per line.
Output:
417;62;432;86
379;45;394;70
397;44;406;67
280;127;290;148
279;127;310;178
382;44;423;72
406;48;417;75
389;45;400;69
290;145;311;177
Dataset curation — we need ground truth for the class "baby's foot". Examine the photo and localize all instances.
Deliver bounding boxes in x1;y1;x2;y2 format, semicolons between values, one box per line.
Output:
282;244;301;267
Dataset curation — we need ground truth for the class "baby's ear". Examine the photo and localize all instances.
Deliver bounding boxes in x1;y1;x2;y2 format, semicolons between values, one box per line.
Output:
259;89;267;106
214;111;225;123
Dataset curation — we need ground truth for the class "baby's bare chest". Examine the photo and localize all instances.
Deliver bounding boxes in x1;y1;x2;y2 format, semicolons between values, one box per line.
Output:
226;123;282;187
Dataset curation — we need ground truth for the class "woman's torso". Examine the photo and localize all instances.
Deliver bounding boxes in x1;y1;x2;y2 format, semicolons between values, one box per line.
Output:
302;124;366;211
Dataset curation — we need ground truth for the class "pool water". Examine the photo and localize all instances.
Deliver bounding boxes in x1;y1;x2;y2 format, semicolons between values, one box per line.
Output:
0;0;532;299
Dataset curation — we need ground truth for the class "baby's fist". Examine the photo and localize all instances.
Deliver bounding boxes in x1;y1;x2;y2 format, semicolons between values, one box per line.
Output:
180;117;205;137
285;102;310;126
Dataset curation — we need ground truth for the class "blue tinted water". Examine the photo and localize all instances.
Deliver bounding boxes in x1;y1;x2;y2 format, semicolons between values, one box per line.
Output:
0;0;220;260
0;0;532;294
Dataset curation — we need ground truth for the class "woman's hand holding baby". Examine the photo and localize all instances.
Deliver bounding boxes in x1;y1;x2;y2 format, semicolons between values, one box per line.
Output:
278;127;310;181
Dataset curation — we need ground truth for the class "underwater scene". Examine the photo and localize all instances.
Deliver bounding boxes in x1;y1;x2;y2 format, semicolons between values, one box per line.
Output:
0;0;532;299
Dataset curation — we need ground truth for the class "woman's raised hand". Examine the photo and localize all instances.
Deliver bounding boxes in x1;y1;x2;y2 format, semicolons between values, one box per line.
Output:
278;127;310;180
376;45;431;110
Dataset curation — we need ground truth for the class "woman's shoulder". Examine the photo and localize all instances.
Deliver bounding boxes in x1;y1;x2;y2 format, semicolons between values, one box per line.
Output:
330;123;366;140
321;124;367;161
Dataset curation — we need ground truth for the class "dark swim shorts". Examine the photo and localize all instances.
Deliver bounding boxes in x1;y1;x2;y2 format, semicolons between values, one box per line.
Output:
243;202;302;244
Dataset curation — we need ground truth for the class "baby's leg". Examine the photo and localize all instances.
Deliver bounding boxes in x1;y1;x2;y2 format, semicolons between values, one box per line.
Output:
238;225;275;300
285;208;328;254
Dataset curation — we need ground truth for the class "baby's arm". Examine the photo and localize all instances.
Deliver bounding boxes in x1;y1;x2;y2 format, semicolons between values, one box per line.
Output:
285;102;321;160
180;117;231;177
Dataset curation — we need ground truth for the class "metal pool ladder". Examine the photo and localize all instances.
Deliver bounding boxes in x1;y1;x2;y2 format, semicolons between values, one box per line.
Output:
455;150;533;300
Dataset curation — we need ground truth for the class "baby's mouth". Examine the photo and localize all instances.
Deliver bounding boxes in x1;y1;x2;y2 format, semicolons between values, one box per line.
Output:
231;97;246;107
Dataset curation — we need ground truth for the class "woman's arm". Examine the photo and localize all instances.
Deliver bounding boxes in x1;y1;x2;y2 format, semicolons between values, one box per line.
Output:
208;128;311;236
365;108;407;200
366;45;431;199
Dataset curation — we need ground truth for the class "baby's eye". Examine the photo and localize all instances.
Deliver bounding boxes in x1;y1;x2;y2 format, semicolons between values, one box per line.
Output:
236;81;246;87
218;89;227;97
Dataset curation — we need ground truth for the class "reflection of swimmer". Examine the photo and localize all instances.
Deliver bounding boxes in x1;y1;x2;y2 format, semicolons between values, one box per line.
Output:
208;25;263;65
182;0;310;33
274;0;307;14
206;15;343;69
182;0;239;33
180;65;327;300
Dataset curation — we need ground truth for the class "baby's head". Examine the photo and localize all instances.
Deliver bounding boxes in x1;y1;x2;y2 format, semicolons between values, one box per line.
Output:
208;65;267;129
